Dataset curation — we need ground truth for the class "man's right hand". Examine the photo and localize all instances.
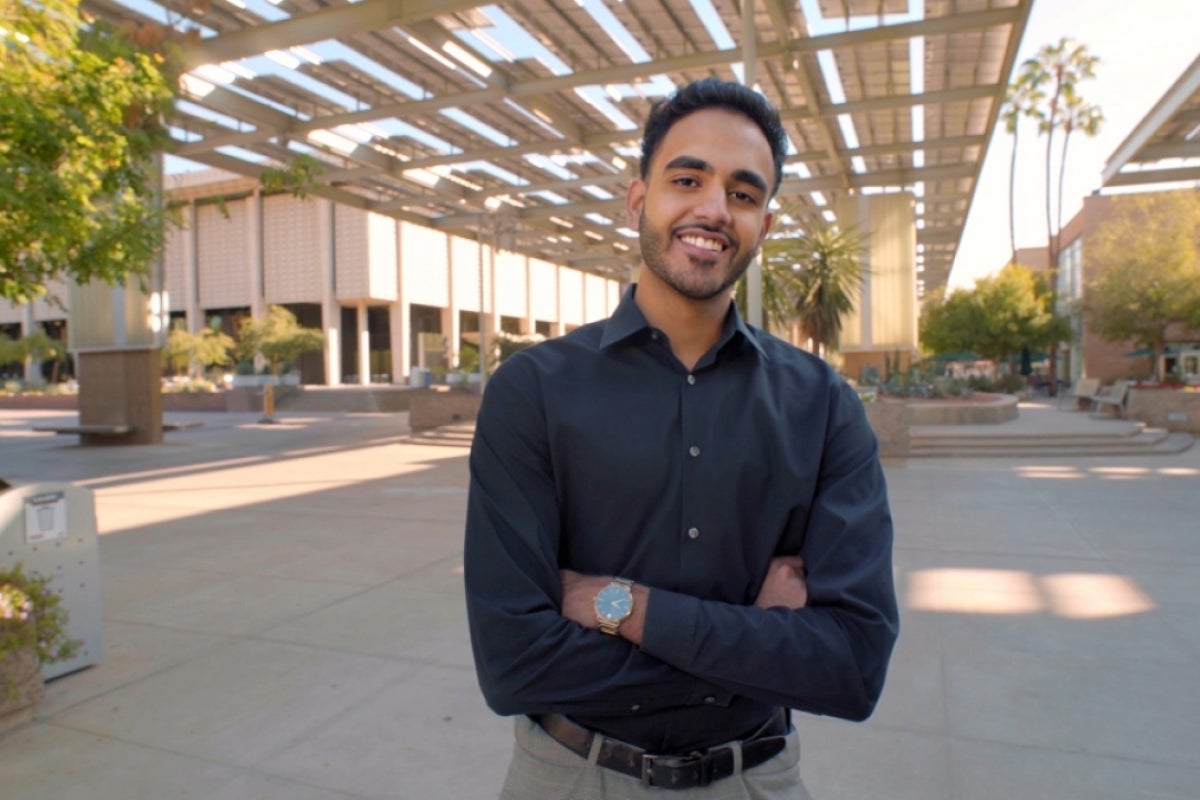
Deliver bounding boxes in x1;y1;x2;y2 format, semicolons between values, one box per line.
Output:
754;556;808;610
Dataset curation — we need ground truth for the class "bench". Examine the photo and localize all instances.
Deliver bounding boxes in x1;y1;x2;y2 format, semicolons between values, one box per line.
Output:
1059;377;1101;411
1091;383;1129;418
33;421;203;443
33;424;134;436
162;420;204;431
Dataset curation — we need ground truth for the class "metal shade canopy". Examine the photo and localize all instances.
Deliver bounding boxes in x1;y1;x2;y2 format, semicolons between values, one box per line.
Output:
1103;54;1200;189
83;0;1033;298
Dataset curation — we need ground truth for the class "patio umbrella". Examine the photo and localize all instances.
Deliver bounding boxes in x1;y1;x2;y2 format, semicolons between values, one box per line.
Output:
928;350;979;362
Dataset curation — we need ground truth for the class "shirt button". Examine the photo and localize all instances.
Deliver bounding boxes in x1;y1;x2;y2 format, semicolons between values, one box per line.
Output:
687;527;700;540
631;703;642;712
704;696;716;704
688;446;700;457
687;374;696;385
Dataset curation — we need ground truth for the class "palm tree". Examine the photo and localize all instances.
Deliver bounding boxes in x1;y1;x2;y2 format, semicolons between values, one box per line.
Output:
735;241;805;334
1014;37;1102;393
779;220;866;357
1000;63;1043;266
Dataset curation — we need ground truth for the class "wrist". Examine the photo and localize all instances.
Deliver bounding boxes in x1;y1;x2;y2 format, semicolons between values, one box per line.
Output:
619;584;650;646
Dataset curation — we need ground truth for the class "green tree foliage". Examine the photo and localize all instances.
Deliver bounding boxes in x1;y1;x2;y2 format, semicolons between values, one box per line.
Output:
734;240;805;334
738;221;865;354
0;0;177;303
0;331;23;372
17;328;66;384
162;321;235;377
1084;192;1200;381
0;328;67;384
921;264;1070;366
790;221;866;355
236;306;325;375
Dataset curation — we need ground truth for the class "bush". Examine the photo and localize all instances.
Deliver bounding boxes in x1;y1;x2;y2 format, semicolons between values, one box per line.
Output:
1;564;80;698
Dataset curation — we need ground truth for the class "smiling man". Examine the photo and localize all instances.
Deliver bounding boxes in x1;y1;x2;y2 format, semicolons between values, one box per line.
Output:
465;78;899;799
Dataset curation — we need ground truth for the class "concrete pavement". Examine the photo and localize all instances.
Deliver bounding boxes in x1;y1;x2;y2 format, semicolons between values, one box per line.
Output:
0;402;1197;799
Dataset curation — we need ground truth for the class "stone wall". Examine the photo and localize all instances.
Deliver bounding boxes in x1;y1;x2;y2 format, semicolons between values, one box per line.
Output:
863;399;910;458
1127;388;1200;433
408;387;483;431
906;394;1018;425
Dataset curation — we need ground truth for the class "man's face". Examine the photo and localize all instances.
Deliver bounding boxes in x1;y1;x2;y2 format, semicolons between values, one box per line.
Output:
626;108;775;302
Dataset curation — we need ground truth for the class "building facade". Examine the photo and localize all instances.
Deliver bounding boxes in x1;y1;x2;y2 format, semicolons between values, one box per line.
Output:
1;170;626;385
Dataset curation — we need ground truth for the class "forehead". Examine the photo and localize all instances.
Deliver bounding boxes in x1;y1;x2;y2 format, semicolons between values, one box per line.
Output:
652;108;774;179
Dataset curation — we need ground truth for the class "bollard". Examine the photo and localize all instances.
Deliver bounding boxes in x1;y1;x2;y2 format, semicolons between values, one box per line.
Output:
259;383;277;424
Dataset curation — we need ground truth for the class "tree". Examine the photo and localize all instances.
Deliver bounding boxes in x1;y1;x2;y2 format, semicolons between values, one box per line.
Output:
0;0;178;303
236;306;325;375
1009;38;1103;391
1001;60;1044;266
767;220;865;356
921;264;1069;367
18;328;67;384
0;332;21;375
920;290;985;357
1084;192;1200;381
734;239;805;334
162;321;235;378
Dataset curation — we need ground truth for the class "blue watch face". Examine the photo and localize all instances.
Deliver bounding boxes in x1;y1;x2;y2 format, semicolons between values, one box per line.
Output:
596;584;632;620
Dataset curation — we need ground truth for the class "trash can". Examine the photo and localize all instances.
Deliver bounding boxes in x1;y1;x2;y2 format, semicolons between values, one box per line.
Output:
0;480;103;679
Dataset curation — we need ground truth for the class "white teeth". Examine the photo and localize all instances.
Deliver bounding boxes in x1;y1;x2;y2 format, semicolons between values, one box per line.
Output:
680;235;724;252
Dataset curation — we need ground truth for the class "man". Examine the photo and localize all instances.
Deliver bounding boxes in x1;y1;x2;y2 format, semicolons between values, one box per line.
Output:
465;77;898;799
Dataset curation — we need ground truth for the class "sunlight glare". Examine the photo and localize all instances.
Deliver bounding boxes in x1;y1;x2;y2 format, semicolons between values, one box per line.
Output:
907;569;1045;615
1043;573;1155;619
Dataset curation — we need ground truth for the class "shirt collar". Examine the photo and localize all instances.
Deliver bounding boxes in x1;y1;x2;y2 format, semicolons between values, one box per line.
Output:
599;284;770;361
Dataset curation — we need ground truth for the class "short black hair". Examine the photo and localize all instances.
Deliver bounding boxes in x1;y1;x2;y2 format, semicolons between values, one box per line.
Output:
639;77;788;197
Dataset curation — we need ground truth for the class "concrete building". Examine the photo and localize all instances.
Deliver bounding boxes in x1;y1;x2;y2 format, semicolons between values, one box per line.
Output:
2;169;623;386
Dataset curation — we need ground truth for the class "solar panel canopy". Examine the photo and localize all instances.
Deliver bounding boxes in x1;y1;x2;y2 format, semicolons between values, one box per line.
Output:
84;0;1034;298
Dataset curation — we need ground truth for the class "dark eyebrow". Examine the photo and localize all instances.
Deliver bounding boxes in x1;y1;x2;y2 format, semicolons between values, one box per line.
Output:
663;155;769;196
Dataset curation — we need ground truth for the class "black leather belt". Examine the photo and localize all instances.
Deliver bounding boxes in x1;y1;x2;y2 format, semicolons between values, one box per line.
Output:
530;709;789;790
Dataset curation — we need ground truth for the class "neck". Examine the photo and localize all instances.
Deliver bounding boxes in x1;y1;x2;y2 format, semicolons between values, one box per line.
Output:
633;267;729;371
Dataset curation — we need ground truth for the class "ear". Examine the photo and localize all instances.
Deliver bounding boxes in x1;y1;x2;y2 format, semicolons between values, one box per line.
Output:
625;178;646;230
757;209;775;245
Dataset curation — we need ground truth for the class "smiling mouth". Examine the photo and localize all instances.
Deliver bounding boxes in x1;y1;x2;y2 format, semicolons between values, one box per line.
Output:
678;234;727;253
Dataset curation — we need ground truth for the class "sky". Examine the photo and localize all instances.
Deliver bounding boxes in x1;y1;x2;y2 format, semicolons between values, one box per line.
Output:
947;0;1199;290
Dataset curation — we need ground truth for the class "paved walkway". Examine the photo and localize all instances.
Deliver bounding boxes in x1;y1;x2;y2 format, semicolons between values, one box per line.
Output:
0;404;1197;799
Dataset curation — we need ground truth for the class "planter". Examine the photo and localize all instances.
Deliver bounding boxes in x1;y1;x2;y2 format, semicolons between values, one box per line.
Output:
863;399;911;458
1127;388;1200;433
905;393;1018;425
0;647;43;735
409;386;483;430
229;373;301;388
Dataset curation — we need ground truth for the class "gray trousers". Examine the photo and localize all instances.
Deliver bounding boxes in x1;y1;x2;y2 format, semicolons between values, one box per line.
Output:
500;716;813;800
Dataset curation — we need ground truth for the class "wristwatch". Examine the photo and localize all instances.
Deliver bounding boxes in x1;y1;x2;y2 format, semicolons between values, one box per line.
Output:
594;577;635;635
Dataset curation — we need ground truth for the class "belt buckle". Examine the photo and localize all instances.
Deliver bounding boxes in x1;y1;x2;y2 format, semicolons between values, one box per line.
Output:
641;751;713;789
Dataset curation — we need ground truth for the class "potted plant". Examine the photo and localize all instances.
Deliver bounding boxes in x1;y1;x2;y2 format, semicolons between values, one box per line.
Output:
1;563;80;732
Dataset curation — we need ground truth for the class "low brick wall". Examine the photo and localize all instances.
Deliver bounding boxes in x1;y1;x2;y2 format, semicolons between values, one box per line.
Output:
161;392;228;412
1127;388;1200;433
408;387;483;431
0;393;77;410
864;399;911;458
906;393;1018;425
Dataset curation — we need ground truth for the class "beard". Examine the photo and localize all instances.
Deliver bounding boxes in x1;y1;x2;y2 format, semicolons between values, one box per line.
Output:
639;212;758;301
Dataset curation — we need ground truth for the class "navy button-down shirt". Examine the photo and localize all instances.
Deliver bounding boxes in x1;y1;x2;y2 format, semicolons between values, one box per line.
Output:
465;287;898;753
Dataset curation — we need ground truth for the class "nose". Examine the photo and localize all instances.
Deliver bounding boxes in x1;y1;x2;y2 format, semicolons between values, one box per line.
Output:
692;185;731;226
